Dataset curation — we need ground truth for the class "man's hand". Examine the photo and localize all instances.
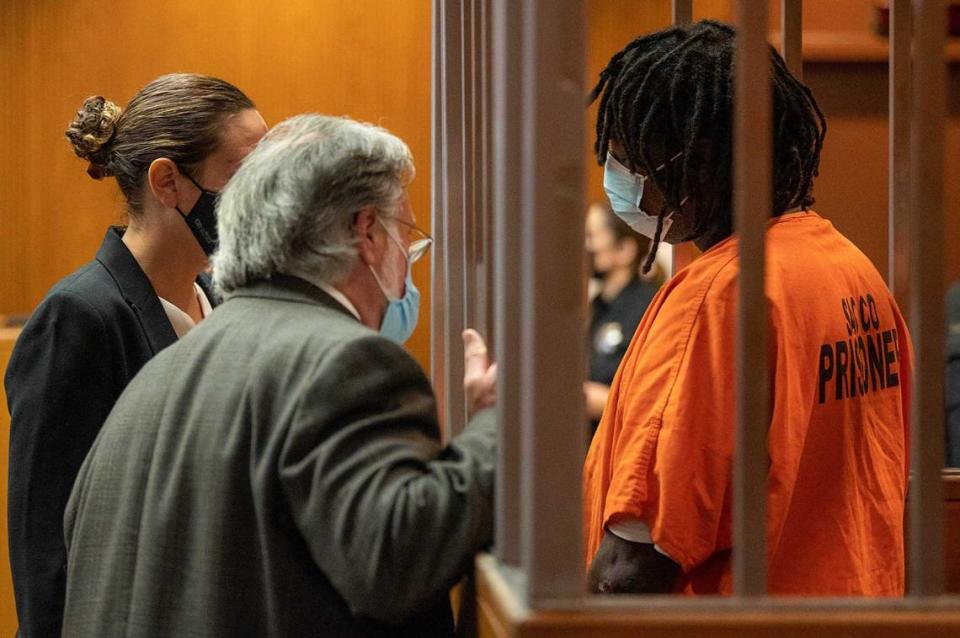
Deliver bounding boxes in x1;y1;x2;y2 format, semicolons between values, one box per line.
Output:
463;329;497;417
587;530;680;594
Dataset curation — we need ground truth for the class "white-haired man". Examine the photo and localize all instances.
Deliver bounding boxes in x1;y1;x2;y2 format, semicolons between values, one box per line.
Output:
61;114;498;638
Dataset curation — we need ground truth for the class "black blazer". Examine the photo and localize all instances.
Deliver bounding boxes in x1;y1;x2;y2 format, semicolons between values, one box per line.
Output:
4;227;218;638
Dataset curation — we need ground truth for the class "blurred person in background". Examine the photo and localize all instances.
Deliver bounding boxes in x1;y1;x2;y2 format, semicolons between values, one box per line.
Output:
584;202;660;433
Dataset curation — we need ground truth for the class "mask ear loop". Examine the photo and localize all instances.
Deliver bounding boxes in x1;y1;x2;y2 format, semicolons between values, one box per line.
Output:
633;173;648;209
367;261;400;303
371;217;412;302
179;167;216;195
173;165;216;219
642;150;691;261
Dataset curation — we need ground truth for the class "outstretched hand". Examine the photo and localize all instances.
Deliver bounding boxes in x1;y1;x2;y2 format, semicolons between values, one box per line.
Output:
463;329;497;417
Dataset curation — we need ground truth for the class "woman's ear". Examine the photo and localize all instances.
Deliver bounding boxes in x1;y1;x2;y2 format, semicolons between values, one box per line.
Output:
146;158;182;210
354;207;381;267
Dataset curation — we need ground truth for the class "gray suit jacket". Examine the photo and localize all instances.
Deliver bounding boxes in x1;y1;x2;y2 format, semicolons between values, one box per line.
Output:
62;275;496;638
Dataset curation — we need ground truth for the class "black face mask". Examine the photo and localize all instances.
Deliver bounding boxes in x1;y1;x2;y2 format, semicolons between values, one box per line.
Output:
175;169;220;257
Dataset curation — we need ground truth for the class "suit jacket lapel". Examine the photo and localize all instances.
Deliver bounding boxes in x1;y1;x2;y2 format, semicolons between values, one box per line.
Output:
96;227;178;354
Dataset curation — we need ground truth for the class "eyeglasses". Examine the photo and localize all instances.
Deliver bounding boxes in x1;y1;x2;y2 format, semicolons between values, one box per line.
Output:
379;217;434;264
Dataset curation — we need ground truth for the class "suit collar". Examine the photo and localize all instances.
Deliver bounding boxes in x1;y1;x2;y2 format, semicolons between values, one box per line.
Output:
96;226;219;354
222;274;360;322
195;271;220;306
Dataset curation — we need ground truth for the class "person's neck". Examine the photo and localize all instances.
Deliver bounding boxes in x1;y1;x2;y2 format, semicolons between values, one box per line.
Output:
330;266;385;331
693;224;732;253
122;219;207;322
601;267;634;302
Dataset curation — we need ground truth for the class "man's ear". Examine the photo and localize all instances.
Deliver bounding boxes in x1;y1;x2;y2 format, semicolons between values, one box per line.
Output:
147;158;182;210
354;207;381;267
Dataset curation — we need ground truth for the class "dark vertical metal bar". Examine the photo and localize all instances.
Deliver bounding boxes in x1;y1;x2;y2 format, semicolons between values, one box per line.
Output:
670;0;695;277
470;0;488;339
491;0;523;566
889;0;912;312
431;0;447;434
907;0;946;598
467;0;488;338
462;0;478;339
780;0;803;80
519;0;586;604
481;0;495;341
732;0;771;596
672;0;693;24
441;0;468;438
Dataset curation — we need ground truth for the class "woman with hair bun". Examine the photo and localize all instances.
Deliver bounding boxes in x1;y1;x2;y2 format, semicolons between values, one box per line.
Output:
3;73;266;638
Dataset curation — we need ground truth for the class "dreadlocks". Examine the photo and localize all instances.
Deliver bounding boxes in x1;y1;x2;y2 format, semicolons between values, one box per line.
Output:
589;20;827;272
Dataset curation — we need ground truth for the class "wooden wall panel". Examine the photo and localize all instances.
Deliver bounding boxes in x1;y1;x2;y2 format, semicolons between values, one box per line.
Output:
0;0;433;369
5;0;956;368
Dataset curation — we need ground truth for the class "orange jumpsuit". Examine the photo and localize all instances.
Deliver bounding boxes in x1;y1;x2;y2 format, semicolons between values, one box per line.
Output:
583;212;912;595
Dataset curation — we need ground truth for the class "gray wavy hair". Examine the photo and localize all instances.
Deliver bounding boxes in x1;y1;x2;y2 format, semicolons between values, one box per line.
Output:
212;114;415;293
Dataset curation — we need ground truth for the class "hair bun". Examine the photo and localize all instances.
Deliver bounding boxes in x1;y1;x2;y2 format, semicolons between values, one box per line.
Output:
65;96;123;177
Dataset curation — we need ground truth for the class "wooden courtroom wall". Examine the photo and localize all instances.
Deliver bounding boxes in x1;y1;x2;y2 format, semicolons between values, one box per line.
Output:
0;2;431;633
0;0;434;369
3;0;957;367
586;0;960;288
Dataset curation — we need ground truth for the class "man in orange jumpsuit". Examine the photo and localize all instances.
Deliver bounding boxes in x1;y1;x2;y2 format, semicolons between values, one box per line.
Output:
583;20;912;596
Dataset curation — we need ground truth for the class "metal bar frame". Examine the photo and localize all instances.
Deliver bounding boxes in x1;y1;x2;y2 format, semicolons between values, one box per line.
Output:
732;0;771;596
433;0;959;616
516;0;587;604
780;0;803;79
907;0;947;597
462;0;481;335
889;0;912;311
432;0;468;439
672;0;693;25
431;0;447;431
491;0;524;568
669;0;694;275
481;0;496;340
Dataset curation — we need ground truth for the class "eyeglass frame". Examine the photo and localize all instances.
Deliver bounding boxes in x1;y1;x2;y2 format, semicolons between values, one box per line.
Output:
377;215;434;264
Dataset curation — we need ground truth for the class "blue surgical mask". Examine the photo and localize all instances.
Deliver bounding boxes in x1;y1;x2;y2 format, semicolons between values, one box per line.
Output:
602;152;678;242
368;222;422;344
379;274;421;344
